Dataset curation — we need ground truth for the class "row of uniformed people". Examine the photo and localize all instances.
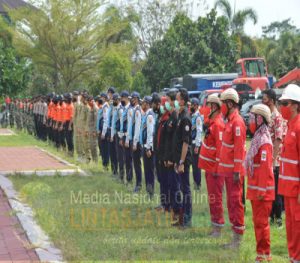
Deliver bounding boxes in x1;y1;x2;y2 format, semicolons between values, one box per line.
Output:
86;87;202;227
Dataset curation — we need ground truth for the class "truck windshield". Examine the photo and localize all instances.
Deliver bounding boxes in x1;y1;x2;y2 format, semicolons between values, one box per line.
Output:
245;60;266;77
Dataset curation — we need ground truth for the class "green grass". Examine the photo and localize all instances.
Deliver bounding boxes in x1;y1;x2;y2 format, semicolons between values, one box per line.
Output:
1;130;289;262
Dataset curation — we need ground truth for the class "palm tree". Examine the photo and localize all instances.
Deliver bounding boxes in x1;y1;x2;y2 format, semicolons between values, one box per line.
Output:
214;0;257;34
214;0;258;57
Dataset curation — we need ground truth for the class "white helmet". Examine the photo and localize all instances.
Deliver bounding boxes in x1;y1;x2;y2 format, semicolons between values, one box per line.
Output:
250;104;271;124
220;88;239;104
279;84;300;102
207;93;221;107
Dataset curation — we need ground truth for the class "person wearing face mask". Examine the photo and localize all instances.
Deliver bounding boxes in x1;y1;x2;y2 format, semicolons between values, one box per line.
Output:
81;93;90;163
140;96;155;199
172;88;193;227
163;89;182;225
100;93;110;171
245;104;274;263
277;84;300;263
218;88;246;248
262;89;286;228
95;94;104;161
85;96;98;163
190;98;203;190
110;93;121;177
119;91;132;185
198;93;225;237
64;93;74;156
154;96;171;212
131;92;143;192
115;93;125;183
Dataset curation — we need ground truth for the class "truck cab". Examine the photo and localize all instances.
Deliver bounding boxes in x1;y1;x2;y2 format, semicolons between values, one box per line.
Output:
233;58;270;91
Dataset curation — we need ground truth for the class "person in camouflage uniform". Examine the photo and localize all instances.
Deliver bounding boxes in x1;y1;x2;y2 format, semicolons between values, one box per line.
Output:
85;96;99;163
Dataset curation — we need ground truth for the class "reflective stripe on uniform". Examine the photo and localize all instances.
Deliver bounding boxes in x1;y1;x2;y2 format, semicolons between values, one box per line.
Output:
248;185;275;192
253;164;260;168
279;174;300;182
233;225;245;230
199;154;216;163
234;159;243;163
219;163;234;168
212;221;224;227
280;157;299;165
222;142;234;148
202;142;216;151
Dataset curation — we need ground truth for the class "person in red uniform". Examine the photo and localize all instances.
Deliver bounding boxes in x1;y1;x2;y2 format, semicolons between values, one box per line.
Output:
198;93;225;237
278;84;300;263
218;88;246;248
245;104;274;262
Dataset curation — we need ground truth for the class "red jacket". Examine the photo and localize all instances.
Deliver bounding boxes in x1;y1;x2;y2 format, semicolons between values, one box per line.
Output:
198;113;224;173
246;144;275;201
218;109;246;175
278;114;300;197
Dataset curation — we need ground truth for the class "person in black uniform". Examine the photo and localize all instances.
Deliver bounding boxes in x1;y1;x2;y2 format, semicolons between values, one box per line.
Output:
163;89;182;223
173;88;193;228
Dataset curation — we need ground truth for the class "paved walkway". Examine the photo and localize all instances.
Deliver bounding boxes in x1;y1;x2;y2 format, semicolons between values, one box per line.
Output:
0;129;14;136
0;146;67;172
0;189;39;261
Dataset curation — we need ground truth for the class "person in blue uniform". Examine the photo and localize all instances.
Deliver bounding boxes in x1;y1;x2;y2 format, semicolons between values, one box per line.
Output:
190;98;203;190
131;92;142;192
140;96;155;199
120;91;133;185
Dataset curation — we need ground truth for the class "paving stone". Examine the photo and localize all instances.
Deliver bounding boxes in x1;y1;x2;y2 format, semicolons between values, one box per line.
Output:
0;189;39;261
0;147;67;172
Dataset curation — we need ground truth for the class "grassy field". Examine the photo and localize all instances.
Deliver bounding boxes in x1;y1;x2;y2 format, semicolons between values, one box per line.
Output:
1;130;289;262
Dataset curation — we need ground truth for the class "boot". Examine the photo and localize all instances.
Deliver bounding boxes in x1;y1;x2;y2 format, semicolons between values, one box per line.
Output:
223;232;242;249
208;226;222;238
171;209;184;227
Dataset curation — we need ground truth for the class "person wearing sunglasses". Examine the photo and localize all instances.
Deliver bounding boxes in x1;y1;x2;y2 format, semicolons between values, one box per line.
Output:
277;84;300;263
245;104;274;263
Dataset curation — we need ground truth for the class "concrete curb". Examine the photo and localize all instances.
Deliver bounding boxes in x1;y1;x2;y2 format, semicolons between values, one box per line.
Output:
34;146;88;176
0;174;64;262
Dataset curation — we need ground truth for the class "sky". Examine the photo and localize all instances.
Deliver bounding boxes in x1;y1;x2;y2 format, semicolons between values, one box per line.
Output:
198;0;300;37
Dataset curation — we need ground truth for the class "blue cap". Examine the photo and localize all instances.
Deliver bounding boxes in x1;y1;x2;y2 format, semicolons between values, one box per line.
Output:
191;98;200;105
120;90;130;97
112;93;120;100
100;93;108;99
107;87;116;94
131;91;140;99
143;96;152;104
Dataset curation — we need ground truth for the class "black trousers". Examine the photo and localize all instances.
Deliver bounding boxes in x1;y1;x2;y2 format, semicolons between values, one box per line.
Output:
64;121;74;153
270;167;283;220
132;143;142;187
143;149;155;195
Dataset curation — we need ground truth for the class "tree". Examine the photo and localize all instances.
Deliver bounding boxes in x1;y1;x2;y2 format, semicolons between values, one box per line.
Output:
214;0;257;34
97;50;133;92
0;40;30;97
214;0;258;57
142;10;238;91
131;71;150;96
262;32;300;78
262;18;300;40
124;0;207;58
7;0;135;92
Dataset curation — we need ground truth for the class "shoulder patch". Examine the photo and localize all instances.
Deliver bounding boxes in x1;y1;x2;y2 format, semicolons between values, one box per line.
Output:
236;126;241;137
261;150;267;161
185;125;190;132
